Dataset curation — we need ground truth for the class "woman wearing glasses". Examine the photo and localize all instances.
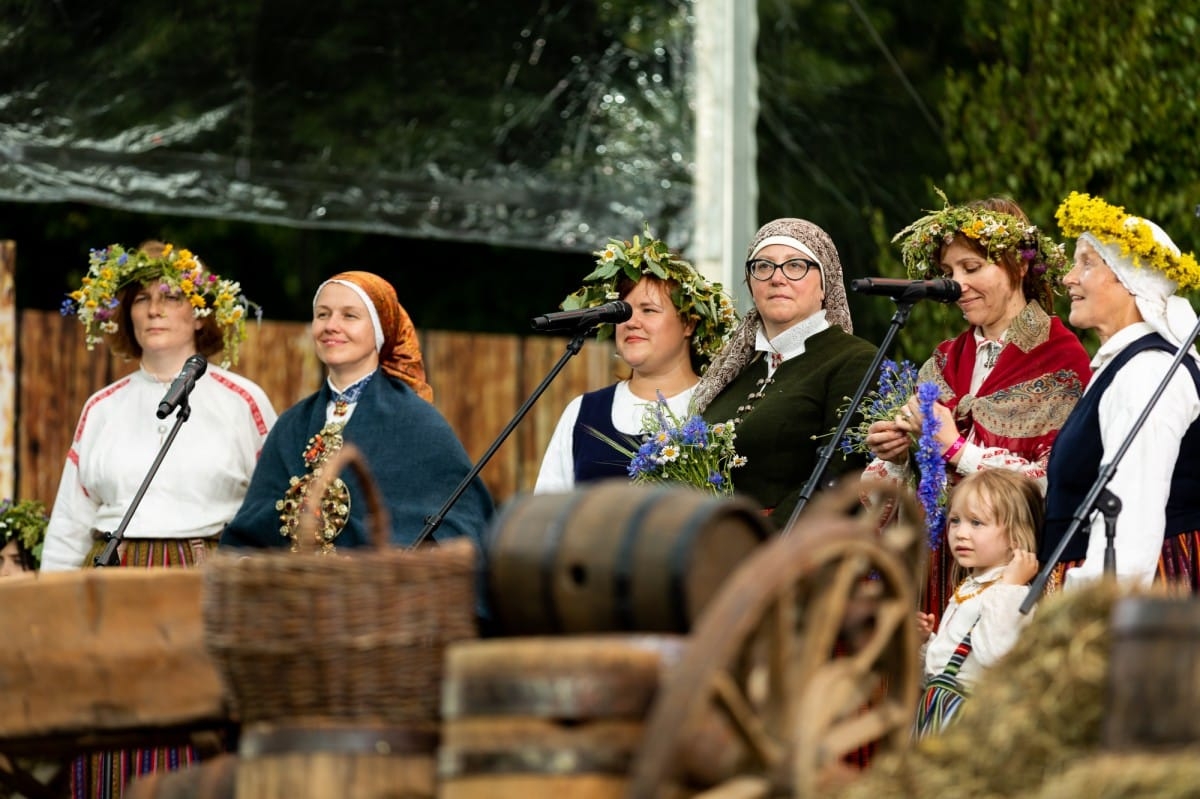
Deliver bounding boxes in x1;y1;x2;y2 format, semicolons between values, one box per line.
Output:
691;217;878;527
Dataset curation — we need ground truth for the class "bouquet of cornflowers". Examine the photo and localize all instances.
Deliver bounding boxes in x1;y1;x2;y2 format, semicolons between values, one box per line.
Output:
825;358;948;548
594;393;746;496
834;358;920;457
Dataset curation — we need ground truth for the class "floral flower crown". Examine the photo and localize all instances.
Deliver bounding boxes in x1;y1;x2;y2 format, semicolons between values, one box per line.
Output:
892;190;1069;304
61;243;262;367
0;498;48;570
560;228;739;360
1055;191;1200;293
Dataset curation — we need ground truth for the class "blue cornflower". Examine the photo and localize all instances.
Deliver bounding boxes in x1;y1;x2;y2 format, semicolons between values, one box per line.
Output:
914;381;948;550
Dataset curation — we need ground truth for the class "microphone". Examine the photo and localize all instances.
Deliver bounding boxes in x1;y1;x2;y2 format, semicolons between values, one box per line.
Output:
530;300;633;332
850;277;962;303
156;354;208;419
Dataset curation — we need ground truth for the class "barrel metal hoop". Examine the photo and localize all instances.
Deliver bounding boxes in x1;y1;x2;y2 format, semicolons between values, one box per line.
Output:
239;724;439;758
668;497;726;632
613;486;678;630
437;745;632;778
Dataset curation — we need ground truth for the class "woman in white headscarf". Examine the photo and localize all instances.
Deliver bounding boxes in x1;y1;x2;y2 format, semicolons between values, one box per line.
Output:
1043;192;1200;591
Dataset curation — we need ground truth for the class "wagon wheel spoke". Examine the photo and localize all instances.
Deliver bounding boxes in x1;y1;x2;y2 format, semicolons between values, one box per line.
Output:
710;670;786;768
821;695;914;758
847;594;908;672
793;552;864;680
766;582;800;722
691;775;773;799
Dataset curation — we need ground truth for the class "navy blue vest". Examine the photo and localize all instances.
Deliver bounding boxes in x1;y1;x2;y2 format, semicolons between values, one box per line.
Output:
1041;333;1200;563
571;384;641;484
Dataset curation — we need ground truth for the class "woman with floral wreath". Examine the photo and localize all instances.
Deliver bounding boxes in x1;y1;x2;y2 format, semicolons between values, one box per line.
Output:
861;195;1092;617
691;217;878;527
220;271;493;552
1042;193;1200;592
534;230;739;493
44;239;277;798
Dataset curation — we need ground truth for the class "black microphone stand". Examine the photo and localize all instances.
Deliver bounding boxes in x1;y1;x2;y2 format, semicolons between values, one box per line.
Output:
1020;316;1200;613
94;397;193;567
409;327;592;549
782;298;919;535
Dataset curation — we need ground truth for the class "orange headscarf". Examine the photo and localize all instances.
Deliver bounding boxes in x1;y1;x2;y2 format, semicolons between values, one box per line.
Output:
315;271;434;403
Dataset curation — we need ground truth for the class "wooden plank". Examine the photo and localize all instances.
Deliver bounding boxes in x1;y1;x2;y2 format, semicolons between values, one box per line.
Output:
0;569;229;740
0;241;14;497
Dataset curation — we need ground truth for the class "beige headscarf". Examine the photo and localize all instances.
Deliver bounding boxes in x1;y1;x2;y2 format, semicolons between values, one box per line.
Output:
693;218;854;412
313;271;435;403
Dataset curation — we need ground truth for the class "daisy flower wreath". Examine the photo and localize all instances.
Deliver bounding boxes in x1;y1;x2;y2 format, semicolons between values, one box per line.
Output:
61;242;262;367
892;189;1069;311
559;226;739;360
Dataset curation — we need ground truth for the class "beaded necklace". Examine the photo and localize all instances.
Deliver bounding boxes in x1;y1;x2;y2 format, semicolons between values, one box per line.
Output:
953;575;997;604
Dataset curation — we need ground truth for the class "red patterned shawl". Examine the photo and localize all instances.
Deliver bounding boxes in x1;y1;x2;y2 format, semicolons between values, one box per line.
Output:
921;302;1091;471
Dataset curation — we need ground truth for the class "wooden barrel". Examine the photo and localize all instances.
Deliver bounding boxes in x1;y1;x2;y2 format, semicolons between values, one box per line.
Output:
1104;595;1200;750
124;754;237;799
438;635;692;799
483;481;771;635
234;719;438;798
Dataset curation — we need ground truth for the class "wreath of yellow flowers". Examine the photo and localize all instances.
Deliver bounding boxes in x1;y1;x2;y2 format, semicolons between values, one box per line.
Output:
559;227;739;361
1055;192;1200;293
61;242;261;367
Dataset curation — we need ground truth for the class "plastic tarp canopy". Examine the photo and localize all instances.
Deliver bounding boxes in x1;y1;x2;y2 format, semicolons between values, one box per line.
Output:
0;1;695;253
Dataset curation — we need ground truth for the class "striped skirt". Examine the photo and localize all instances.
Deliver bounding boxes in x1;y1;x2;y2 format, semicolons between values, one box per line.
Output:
71;535;220;799
1044;529;1200;596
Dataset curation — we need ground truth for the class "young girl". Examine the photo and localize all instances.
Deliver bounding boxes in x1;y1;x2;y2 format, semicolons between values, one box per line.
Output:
914;469;1042;739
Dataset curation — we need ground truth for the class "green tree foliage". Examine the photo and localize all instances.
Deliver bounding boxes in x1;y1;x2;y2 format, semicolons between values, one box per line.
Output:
870;0;1200;361
752;0;971;344
942;0;1200;270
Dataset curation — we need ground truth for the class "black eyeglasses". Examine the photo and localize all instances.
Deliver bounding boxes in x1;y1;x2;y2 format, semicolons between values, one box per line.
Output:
745;258;819;282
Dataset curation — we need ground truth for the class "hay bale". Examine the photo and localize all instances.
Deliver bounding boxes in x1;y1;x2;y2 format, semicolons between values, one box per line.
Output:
834;580;1153;799
1031;750;1200;799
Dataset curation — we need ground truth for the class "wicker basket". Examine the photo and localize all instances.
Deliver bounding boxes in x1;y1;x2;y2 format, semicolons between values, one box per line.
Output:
202;443;479;726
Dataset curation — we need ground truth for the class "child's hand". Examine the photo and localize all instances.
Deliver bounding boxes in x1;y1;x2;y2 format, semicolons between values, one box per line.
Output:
1002;550;1039;585
916;611;936;639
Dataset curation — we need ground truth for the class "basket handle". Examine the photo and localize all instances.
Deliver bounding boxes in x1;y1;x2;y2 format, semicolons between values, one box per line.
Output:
295;442;393;552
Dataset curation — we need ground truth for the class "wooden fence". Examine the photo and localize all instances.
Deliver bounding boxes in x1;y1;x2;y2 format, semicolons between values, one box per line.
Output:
14;309;621;513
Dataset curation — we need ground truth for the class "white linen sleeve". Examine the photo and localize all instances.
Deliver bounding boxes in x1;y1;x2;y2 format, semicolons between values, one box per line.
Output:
533;395;584;494
40;454;101;571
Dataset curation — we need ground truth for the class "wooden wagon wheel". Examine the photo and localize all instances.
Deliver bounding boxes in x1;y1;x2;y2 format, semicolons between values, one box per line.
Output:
626;479;924;799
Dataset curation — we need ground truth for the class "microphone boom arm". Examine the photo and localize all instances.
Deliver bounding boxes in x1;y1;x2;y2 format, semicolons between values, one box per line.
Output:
94;397;194;566
410;329;592;549
782;299;917;533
